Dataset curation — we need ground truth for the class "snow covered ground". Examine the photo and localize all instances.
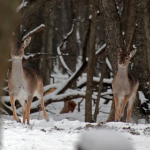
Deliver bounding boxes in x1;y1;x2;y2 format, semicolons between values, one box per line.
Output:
1;69;150;150
1;115;150;150
1;85;150;150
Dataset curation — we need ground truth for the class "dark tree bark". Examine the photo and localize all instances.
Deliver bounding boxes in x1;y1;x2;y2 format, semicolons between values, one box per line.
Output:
0;0;19;143
99;0;124;122
143;0;150;100
133;0;150;99
38;1;55;85
122;0;137;52
94;50;107;122
130;0;150;122
85;0;97;122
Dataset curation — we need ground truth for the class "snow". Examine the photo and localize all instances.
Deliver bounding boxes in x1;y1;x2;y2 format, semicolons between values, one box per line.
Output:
23;53;36;60
22;24;45;41
138;91;148;104
78;130;133;150
77;74;113;87
57;45;73;75
89;15;92;19
16;0;28;12
106;57;112;71
95;43;106;55
1;116;150;150
56;21;75;75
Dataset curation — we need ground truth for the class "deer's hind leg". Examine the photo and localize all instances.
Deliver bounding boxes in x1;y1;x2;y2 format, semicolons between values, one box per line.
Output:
21;100;27;124
22;106;26;124
10;95;21;123
40;97;49;121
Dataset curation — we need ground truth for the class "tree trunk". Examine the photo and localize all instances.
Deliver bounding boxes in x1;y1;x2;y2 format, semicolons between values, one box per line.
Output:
85;0;97;122
130;0;150;122
122;0;137;52
143;0;150;100
99;0;124;122
94;50;106;122
39;1;55;85
0;0;19;143
133;0;150;99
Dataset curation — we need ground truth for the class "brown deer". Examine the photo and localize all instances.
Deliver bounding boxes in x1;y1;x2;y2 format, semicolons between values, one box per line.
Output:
112;48;139;123
8;36;49;124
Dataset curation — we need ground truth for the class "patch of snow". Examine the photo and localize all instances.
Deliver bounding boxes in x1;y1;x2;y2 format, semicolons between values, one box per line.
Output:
77;130;133;150
89;15;92;19
122;31;125;35
23;53;35;59
1;117;150;150
96;43;106;55
106;57;112;71
138;91;148;104
133;45;137;48
16;0;28;12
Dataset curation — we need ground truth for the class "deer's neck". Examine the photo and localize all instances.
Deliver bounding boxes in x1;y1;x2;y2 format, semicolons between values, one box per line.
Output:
12;59;24;82
117;66;128;79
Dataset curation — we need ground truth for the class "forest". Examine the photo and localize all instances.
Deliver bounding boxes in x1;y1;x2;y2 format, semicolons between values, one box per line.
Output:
0;0;150;150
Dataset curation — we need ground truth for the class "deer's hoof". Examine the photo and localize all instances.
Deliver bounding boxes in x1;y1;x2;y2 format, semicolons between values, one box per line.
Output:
17;119;21;123
115;120;119;122
46;118;49;122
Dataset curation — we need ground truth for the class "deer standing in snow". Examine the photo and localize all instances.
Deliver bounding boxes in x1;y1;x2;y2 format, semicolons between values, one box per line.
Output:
112;48;139;123
8;29;48;124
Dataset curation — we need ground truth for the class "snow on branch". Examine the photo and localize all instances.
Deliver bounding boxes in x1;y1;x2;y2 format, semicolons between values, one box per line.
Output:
57;45;73;75
16;0;28;12
77;76;113;89
96;43;106;55
22;24;45;41
57;21;75;75
106;58;112;71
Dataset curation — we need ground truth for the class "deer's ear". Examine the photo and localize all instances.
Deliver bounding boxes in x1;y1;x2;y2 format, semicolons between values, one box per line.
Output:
118;48;122;54
129;49;137;58
23;37;31;48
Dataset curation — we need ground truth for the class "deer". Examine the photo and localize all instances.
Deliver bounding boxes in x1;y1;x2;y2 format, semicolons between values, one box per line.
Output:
112;48;139;123
8;26;49;124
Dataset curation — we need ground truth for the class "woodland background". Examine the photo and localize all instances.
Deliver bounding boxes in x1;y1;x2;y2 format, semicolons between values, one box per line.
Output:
0;0;150;123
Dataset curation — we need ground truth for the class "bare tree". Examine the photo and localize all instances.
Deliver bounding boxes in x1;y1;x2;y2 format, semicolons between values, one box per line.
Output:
85;0;98;122
99;0;124;122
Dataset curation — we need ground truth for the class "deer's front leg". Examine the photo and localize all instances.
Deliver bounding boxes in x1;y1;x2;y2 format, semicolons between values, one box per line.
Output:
114;96;120;121
22;101;27;124
120;95;129;117
10;95;21;123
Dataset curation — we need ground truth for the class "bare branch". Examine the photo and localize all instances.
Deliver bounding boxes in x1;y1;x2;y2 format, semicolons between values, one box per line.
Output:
22;24;45;41
57;21;75;75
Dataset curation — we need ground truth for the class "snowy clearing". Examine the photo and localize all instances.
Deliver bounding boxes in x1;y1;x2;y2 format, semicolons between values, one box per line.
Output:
1;115;150;150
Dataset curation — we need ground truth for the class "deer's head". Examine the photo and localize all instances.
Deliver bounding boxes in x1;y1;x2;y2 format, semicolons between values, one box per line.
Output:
117;48;137;68
11;37;31;59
